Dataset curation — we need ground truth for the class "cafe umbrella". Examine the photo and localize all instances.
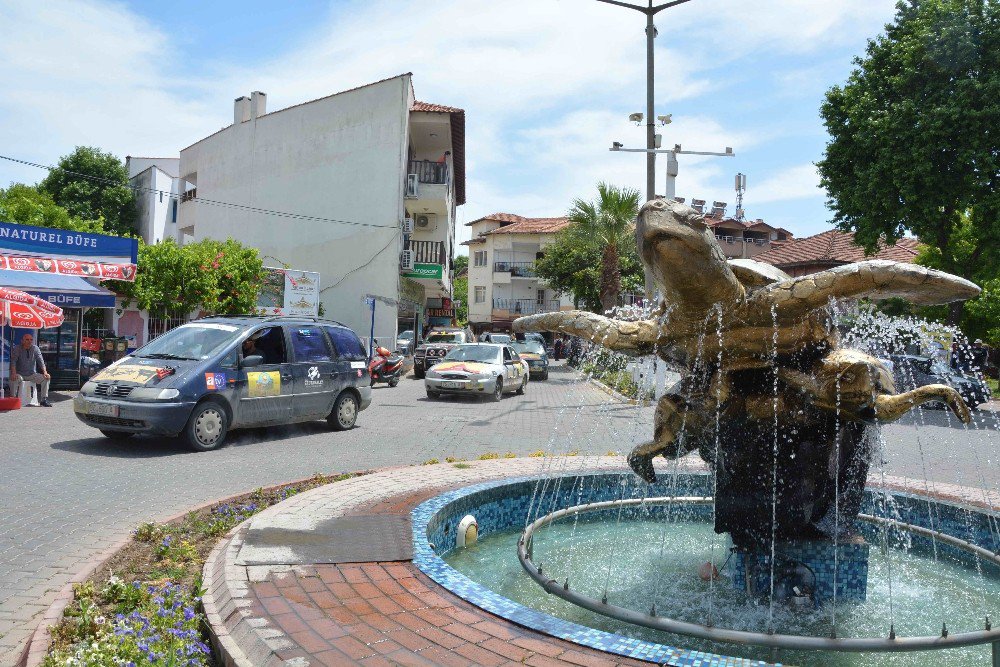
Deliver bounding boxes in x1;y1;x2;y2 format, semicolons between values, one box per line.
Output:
0;286;64;403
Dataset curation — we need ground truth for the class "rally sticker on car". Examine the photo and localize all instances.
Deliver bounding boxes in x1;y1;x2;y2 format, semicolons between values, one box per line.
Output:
93;364;160;385
205;372;228;390
304;366;324;388
432;362;492;373
247;371;281;397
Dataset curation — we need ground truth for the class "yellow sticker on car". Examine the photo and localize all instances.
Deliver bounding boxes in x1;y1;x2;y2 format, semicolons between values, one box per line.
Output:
247;371;281;397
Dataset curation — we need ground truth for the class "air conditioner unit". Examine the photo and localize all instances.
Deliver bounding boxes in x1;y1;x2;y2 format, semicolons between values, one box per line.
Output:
400;250;414;272
416;214;432;229
405;174;418;197
402;217;414;234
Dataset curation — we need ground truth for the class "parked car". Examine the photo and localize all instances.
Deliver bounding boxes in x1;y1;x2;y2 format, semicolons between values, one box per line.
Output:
511;340;549;380
481;333;512;344
889;354;991;410
424;343;529;401
396;330;415;354
413;326;476;378
80;355;102;381
74;316;372;450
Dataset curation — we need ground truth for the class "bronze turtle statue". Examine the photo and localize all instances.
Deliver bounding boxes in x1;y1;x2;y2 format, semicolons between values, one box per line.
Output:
514;198;979;545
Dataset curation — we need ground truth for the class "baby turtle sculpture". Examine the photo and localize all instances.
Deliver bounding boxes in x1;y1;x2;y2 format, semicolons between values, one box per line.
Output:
514;198;979;547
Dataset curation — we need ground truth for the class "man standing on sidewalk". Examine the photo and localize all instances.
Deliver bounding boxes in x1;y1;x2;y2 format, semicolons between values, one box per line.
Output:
10;334;52;407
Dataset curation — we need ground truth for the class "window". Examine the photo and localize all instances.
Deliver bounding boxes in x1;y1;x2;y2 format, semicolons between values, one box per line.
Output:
171;199;178;223
474;250;487;267
474;286;486;303
245;327;287;365
324;326;366;361
537;289;545;304
290;326;333;362
502;347;513;362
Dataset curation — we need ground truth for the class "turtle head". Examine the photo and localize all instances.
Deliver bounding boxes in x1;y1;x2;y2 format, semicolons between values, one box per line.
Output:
636;198;744;312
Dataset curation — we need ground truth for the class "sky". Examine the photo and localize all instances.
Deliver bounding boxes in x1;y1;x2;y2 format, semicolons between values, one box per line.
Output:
0;0;900;251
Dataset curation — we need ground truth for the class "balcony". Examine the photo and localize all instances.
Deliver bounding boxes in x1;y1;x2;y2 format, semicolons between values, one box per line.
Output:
409;240;446;265
492;298;561;316
408;160;448;184
493;261;536;278
180;188;197;203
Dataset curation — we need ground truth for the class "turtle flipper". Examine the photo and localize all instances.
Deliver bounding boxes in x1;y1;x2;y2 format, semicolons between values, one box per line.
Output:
875;384;972;424
627;444;659;483
751;260;980;320
513;311;659;354
626;394;700;484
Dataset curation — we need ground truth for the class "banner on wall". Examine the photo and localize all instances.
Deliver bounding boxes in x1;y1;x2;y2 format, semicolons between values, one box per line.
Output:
0;221;138;282
256;267;320;316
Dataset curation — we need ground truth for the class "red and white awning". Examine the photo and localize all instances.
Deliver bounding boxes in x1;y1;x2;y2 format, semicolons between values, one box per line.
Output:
0;255;136;281
0;286;64;329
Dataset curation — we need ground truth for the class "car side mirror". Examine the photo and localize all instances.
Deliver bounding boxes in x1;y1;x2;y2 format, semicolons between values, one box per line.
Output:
241;354;264;368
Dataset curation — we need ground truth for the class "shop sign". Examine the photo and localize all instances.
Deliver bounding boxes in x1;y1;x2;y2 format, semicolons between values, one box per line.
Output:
29;290;116;309
402;263;443;280
0;221;138;282
256;267;320;316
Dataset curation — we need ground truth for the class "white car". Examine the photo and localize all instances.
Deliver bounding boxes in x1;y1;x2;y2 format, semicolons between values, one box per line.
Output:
424;344;529;401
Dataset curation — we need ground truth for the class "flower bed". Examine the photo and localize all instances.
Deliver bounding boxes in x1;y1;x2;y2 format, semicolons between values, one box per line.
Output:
40;472;363;666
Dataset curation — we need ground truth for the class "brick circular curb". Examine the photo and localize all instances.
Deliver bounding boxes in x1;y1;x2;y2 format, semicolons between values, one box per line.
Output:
14;471;364;667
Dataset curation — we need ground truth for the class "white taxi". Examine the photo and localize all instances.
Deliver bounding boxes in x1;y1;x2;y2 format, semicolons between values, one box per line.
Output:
424;344;529;401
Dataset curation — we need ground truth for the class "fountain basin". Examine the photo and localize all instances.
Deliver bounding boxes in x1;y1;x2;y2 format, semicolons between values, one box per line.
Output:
412;471;1000;666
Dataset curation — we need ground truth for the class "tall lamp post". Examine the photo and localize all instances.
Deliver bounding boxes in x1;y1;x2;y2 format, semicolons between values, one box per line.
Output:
594;0;695;297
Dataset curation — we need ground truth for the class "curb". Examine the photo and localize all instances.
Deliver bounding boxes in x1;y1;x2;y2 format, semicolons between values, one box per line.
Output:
15;472;344;667
587;375;643;405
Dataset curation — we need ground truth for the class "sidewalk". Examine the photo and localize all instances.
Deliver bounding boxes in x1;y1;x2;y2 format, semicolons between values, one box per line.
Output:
203;457;675;667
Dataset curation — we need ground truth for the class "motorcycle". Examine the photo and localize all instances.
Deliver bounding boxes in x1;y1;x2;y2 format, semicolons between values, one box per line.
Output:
368;345;404;387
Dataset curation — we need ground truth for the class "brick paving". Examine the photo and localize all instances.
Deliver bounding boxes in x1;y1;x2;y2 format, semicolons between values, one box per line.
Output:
202;458;680;667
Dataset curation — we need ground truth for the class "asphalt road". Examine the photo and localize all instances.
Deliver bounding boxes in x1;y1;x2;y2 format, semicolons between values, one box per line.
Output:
0;362;997;663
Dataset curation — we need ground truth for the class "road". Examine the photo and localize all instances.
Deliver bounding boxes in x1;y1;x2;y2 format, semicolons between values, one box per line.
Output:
0;362;997;663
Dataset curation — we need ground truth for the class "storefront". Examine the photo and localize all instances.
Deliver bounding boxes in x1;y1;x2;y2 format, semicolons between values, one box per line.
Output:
0;221;137;390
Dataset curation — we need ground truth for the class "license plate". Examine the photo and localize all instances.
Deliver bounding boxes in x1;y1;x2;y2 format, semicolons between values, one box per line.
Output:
442;381;463;389
84;401;119;417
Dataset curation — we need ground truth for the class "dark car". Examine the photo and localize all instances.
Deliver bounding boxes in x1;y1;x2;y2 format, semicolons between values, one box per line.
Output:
413;327;475;378
889;354;991;410
74;315;373;450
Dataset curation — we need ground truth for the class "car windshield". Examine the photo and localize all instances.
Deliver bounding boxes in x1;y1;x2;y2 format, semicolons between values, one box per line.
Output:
443;345;501;364
427;333;462;343
135;322;242;360
512;341;545;355
398;331;413;340
489;334;512;344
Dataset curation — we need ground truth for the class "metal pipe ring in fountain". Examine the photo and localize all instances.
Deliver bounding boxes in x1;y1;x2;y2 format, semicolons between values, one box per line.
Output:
517;496;1000;654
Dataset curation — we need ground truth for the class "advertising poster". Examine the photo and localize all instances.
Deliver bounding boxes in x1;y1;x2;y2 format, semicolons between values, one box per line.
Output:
256;267;320;316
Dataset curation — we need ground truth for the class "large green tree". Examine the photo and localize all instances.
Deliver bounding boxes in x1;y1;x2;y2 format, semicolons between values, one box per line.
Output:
536;225;645;313
39;146;137;236
817;0;1000;324
452;254;468;325
563;182;642;312
0;183;104;233
109;238;266;318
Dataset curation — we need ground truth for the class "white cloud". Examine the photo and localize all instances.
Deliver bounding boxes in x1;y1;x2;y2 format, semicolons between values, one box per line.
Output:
750;164;823;204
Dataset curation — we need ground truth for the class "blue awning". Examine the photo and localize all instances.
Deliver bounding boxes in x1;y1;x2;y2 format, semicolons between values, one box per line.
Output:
0;269;117;308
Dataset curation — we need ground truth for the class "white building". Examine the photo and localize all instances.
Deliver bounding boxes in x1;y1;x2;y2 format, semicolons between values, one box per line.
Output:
174;74;465;341
126;157;184;244
463;213;574;333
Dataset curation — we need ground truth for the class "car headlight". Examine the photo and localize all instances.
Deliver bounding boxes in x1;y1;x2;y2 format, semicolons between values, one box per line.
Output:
128;388;181;402
80;381;98;396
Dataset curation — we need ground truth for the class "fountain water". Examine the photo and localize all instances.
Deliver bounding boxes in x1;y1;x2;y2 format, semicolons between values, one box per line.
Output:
497;198;1000;661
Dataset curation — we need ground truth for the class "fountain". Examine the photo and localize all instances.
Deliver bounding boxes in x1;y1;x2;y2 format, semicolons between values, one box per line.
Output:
453;198;1000;661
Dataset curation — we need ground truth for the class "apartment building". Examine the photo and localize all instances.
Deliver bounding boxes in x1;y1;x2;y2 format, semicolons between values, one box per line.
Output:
174;74;465;341
126;157;183;244
463;213;574;333
675;198;793;259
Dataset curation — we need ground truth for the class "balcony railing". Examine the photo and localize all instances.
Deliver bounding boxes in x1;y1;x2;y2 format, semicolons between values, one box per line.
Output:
408;159;448;185
492;298;561;316
180;188;197;203
408;240;446;265
493;261;536;277
715;234;769;247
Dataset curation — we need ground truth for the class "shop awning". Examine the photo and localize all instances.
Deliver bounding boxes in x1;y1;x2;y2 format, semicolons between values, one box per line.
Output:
0;269;117;308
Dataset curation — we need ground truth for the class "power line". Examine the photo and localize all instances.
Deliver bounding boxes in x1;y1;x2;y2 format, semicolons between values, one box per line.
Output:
0;153;398;230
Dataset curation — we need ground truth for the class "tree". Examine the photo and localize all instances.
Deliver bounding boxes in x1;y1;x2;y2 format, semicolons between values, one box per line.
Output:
535;226;645;312
452;255;468;325
0;183;104;233
817;0;1000;325
109;238;266;318
565;182;642;312
39;146;137;236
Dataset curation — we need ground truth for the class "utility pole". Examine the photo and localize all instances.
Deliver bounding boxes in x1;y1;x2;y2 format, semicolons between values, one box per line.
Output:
594;0;696;296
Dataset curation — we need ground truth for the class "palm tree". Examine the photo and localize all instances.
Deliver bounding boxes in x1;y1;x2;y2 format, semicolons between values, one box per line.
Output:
567;182;641;313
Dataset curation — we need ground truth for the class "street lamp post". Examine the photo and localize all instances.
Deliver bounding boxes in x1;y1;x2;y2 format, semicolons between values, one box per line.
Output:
594;0;696;297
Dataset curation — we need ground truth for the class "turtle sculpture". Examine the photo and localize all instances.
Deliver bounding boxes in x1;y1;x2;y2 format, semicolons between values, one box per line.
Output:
514;198;979;547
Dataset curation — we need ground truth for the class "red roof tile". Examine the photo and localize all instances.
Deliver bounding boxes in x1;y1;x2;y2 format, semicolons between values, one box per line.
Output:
411;100;464;113
754;229;920;268
465;212;570;235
